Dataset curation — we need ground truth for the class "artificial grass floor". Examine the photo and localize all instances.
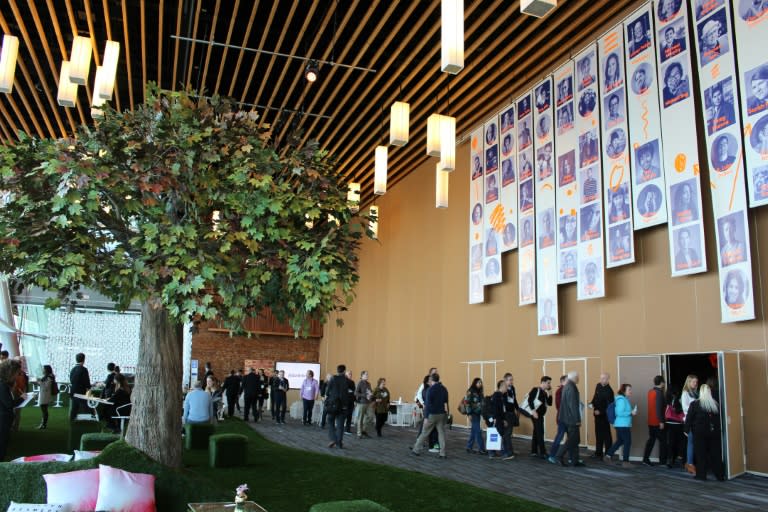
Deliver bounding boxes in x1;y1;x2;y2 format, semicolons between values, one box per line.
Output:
4;405;560;512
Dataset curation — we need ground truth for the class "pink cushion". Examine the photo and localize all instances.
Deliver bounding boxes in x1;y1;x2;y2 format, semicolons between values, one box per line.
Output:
12;453;72;463
94;465;156;512
43;468;100;511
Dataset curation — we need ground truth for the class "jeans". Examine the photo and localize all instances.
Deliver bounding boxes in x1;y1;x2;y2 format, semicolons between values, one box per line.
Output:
557;423;580;464
549;420;567;458
466;414;484;451
687;431;695;464
643;425;668;462
607;426;632;461
327;412;346;447
531;415;546;455
594;414;612;456
274;393;286;422
413;413;447;456
302;399;315;424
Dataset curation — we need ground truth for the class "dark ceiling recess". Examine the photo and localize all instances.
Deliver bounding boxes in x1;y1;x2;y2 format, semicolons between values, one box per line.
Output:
0;0;644;206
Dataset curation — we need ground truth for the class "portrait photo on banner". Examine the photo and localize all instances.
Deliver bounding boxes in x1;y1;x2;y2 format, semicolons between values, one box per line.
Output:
637;183;663;218
737;0;768;21
673;225;703;271
538;208;556;249
745;62;768;117
634;139;662;184
604;90;626;129
627;11;652;58
609;221;632;263
697;7;730;65
704;77;737;135
557;103;574;134
519;179;533;213
537;143;554;181
607;183;630;224
520;215;534;247
710;132;739;172
749;114;768;154
560;213;578;248
560;250;576;281
695;0;725;21
718;211;747;267
670;178;700;226
501;158;516;186
661;57;691;108
723;267;751;311
501;106;515;133
658;17;687;63
558;150;576;186
557;75;573;106
519;149;534;181
580;203;602;241
631;63;654;95
602;51;624;93
658;0;683;23
581;258;603;298
580;164;599;204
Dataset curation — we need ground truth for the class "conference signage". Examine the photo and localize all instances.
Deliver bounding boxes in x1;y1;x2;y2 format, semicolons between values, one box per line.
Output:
468;127;485;304
517;90;537;305
498;103;519;253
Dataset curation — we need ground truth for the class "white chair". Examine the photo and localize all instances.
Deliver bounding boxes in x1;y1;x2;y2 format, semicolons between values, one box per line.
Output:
32;383;41;406
112;403;132;437
52;383;68;408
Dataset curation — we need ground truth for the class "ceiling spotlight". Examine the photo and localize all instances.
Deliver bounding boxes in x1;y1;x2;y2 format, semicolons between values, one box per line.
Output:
305;61;319;83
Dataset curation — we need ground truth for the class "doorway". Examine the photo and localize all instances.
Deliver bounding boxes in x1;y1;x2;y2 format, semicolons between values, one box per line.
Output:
667;353;718;396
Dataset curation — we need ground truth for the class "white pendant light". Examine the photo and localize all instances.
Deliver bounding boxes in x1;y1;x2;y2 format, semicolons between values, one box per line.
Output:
69;36;92;85
347;182;361;213
389;101;410;146
92;66;106;107
98;41;120;100
374;145;388;195
436;164;449;208
0;35;19;94
369;205;379;239
426;113;444;157
441;0;464;74
438;115;456;172
57;61;78;107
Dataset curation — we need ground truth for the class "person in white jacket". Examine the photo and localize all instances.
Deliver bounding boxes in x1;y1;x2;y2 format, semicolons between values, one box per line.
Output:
681;374;699;474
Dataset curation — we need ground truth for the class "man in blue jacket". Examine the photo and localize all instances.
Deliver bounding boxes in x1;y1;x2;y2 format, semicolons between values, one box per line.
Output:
411;373;449;458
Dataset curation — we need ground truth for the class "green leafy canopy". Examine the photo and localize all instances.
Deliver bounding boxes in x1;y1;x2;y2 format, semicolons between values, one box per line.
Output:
0;84;368;334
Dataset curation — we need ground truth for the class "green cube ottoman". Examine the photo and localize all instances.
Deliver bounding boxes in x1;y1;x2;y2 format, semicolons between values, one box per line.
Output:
68;420;101;452
208;433;248;468
184;422;216;450
309;500;392;512
80;432;121;451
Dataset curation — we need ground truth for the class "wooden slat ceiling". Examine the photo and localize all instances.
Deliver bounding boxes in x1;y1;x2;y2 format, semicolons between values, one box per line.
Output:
0;0;644;206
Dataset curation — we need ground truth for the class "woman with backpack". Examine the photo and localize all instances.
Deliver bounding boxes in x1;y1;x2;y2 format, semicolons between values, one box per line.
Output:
604;383;637;467
463;378;486;454
684;384;725;481
664;387;686;468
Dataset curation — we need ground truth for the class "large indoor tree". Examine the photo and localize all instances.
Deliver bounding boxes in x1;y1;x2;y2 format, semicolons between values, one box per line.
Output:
0;85;369;467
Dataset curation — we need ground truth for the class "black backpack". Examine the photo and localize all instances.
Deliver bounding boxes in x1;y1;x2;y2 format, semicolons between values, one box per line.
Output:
481;395;494;421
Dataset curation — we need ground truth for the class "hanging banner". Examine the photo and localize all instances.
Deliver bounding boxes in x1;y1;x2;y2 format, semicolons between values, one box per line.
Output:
691;0;755;322
534;77;559;335
468;127;485;304
654;0;708;277
626;5;669;230
575;45;606;300
482;117;503;286
599;24;636;268
517;91;537;305
555;60;579;285
733;0;768;206
498;104;519;252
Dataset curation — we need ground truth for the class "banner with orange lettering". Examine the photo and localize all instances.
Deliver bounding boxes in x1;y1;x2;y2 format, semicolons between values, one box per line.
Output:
555;60;579;285
575;45;606;300
482;117;503;285
600;24;636;269
625;5;669;232
733;0;768;206
654;0;708;278
691;0;755;322
498;103;519;252
468;127;485;304
517;91;537;305
534;77;559;335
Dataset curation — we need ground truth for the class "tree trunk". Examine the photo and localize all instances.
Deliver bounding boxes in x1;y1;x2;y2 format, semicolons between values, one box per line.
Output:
125;302;184;467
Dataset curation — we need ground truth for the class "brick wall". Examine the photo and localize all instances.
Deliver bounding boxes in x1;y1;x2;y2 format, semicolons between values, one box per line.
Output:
191;321;321;379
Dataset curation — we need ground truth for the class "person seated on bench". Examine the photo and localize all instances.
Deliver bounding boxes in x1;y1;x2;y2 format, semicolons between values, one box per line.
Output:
184;380;212;424
107;373;132;433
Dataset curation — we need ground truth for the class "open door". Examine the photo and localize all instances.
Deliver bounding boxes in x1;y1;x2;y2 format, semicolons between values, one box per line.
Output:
719;352;745;479
617;355;663;460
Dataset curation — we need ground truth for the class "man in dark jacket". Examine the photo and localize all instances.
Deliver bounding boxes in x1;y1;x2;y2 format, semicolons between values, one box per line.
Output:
325;365;349;448
557;371;584;467
411;373;449;458
242;368;260;422
590;372;615;458
643;375;667;465
222;370;242;418
344;369;356;433
269;370;281;420
528;376;553;457
103;362;116;399
69;352;91;421
273;370;289;424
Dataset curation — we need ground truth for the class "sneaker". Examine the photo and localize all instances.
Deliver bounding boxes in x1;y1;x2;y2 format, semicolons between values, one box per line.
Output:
344;431;352;435
603;454;612;463
546;456;558;465
642;459;654;466
503;455;516;461
479;450;488;455
328;441;336;448
428;447;440;453
529;452;539;457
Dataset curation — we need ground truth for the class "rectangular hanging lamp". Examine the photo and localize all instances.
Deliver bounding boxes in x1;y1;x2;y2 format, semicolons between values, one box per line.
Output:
92;66;106;107
98;41;120;100
438;115;456;172
69;36;92;85
441;0;464;74
347;182;361;213
374;145;388;195
389;101;410;146
436;165;449;208
369;205;379;239
426;113;444;157
521;0;557;18
0;35;19;94
57;61;78;107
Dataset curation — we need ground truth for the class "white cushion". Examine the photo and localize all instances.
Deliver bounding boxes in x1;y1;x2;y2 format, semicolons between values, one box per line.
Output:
43;468;99;511
72;450;100;461
94;465;156;512
7;503;71;512
10;454;72;464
